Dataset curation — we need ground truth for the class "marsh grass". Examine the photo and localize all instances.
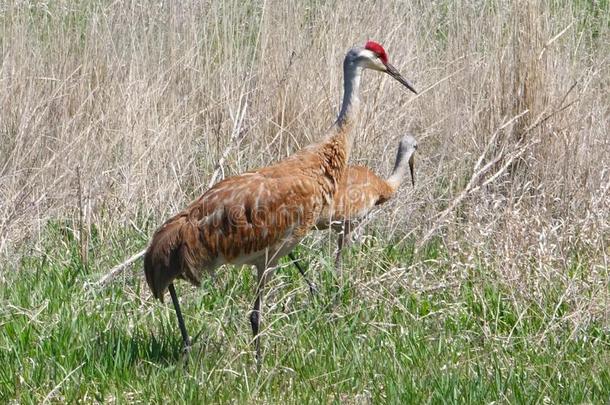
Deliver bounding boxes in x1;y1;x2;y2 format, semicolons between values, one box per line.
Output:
1;0;609;402
1;226;609;403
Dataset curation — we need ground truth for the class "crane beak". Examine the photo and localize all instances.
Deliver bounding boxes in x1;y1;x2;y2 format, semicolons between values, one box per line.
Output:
408;154;415;186
385;63;417;94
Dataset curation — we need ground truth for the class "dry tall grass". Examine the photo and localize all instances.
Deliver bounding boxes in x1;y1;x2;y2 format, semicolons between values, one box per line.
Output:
1;1;608;325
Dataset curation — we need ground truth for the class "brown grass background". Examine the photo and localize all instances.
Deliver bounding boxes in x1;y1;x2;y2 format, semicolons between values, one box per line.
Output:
1;1;608;323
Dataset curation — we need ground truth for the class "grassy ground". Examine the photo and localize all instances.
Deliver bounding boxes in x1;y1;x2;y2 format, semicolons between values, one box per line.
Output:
1;1;609;403
1;224;608;403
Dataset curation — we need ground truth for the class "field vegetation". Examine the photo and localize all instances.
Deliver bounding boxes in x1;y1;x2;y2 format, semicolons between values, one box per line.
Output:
1;0;608;402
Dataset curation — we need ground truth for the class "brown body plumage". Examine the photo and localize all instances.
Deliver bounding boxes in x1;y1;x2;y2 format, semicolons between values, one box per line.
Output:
144;131;350;301
143;41;417;365
318;165;395;227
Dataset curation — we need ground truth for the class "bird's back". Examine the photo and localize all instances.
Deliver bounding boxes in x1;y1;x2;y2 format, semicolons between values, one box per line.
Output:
317;165;393;228
144;149;335;298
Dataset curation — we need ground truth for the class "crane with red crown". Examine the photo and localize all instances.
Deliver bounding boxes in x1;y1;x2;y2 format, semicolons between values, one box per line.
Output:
144;40;417;367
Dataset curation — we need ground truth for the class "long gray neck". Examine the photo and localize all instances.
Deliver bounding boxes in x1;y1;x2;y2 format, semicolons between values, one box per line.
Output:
387;144;410;190
323;56;362;162
336;58;362;131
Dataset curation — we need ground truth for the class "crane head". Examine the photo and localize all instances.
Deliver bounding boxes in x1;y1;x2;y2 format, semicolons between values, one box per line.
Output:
349;40;418;94
399;134;418;186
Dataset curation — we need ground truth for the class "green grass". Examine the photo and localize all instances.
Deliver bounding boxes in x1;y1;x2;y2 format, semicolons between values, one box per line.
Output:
1;225;608;403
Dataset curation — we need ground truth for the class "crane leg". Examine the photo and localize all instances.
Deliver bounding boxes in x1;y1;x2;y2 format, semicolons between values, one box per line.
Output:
288;252;318;296
335;232;349;276
168;283;191;353
335;221;352;286
333;233;345;272
250;263;275;369
250;294;262;368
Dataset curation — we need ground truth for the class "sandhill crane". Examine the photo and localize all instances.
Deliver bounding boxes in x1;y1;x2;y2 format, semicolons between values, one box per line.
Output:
317;134;417;269
144;40;417;365
289;134;417;280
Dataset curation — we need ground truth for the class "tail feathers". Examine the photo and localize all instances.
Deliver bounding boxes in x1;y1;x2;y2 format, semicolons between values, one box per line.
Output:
144;215;203;302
